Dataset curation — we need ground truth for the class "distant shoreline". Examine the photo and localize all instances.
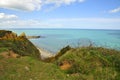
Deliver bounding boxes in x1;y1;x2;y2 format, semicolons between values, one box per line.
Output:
1;28;120;31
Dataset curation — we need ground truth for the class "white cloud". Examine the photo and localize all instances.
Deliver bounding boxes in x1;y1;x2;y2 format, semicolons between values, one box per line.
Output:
109;7;120;13
43;0;85;11
0;17;120;29
0;13;17;20
0;0;85;11
0;0;42;11
44;0;77;6
0;13;18;27
44;0;85;5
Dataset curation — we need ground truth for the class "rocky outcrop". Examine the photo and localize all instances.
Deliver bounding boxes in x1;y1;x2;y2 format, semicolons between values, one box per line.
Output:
18;32;41;39
27;36;40;39
19;32;26;37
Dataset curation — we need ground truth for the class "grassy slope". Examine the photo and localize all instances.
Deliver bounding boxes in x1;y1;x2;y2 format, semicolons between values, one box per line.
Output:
0;47;120;80
0;56;69;80
57;47;120;80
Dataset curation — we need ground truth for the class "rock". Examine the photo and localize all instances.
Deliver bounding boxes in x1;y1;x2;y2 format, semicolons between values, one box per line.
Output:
19;32;26;37
67;74;70;77
29;78;32;80
12;32;17;37
25;66;30;71
27;36;40;39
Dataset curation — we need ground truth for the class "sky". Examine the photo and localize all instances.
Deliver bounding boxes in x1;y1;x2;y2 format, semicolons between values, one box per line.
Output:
0;0;120;29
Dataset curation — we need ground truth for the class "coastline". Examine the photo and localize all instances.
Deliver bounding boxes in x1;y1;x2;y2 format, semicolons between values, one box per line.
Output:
37;47;55;60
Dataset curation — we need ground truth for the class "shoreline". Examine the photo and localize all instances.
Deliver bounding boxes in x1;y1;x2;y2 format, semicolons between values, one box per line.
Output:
37;47;55;60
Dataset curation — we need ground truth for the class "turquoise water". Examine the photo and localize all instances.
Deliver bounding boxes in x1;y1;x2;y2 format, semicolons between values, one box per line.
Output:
11;29;120;53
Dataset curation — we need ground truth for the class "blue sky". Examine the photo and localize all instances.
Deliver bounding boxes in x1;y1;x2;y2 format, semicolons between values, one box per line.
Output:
0;0;120;29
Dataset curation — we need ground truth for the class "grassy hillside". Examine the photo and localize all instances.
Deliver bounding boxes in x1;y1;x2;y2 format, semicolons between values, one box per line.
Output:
56;47;120;80
0;46;120;80
0;30;120;80
0;56;65;80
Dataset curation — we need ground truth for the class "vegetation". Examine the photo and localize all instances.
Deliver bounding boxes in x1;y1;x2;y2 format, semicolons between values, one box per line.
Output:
0;30;120;80
0;30;40;59
0;56;66;80
57;47;120;80
0;46;120;80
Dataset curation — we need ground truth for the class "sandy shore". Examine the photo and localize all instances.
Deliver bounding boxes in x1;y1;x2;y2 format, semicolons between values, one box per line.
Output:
37;48;55;60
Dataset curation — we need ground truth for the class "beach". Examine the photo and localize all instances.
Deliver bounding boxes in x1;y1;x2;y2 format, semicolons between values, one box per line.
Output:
37;47;55;60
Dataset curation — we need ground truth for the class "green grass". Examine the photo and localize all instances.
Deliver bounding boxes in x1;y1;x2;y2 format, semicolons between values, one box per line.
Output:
0;47;120;80
56;47;120;80
0;47;8;53
0;56;77;80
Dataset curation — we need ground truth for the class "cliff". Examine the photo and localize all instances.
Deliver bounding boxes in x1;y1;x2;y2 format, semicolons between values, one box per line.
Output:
0;30;17;39
0;30;40;59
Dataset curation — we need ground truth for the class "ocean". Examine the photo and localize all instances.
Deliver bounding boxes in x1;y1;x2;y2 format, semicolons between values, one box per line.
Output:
11;29;120;53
